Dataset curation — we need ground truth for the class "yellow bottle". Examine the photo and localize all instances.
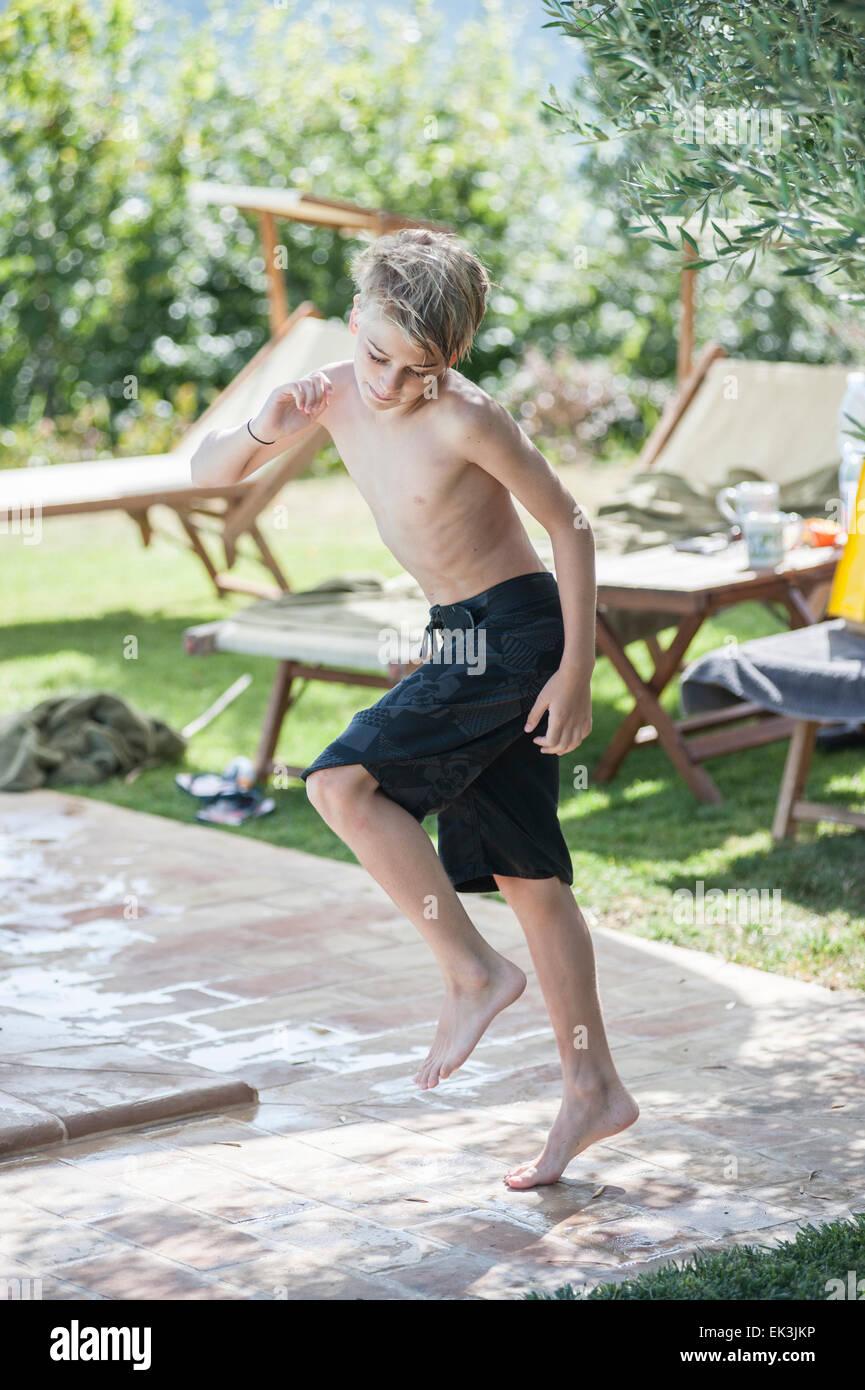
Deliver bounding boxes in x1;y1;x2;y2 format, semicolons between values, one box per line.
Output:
827;455;865;630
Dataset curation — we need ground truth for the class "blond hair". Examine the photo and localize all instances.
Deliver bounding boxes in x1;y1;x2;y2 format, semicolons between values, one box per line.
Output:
350;228;491;368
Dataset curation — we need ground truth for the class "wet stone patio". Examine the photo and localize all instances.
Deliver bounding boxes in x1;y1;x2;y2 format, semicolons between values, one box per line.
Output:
0;789;863;1300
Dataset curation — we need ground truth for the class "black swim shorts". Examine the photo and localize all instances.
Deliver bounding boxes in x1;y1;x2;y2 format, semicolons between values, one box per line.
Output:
300;569;575;895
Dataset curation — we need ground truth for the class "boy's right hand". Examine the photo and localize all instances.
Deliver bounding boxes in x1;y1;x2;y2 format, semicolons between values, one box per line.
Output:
250;370;334;443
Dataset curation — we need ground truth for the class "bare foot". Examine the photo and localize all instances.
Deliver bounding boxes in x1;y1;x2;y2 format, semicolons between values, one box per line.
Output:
413;955;526;1090
503;1082;640;1189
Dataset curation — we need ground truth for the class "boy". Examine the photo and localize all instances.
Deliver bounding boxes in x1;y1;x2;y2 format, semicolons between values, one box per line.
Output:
191;229;638;1188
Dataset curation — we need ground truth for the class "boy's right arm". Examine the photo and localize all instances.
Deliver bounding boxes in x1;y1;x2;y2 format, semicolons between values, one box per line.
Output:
189;368;334;487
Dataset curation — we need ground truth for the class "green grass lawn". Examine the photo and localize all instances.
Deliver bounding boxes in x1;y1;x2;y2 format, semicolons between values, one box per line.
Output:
2;476;864;990
524;1214;865;1300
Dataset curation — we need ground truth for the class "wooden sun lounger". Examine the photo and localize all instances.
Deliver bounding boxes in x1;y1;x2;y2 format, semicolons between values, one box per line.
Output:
183;580;433;780
0;304;356;599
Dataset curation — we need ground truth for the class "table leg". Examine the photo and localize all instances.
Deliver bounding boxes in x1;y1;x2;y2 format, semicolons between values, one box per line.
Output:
594;612;723;803
254;661;301;782
594;611;704;782
779;584;817;628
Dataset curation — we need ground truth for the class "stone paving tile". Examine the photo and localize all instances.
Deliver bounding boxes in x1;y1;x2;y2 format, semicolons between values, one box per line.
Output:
0;1199;133;1270
242;1101;365;1136
0;1254;44;1291
0;1012;97;1058
539;1211;716;1268
234;1065;420;1107
50;1246;243;1300
612;1189;801;1241
352;1099;549;1156
334;968;465;1005
602;972;733;1013
181;992;376;1038
230;1207;447;1274
630;1062;771;1107
323;1188;482;1230
613;999;756;1040
1;789;863;1300
43;1129;192;1177
121;1160;316;1225
591;1214;824;1286
212;1247;423;1301
296;1118;491;1167
104;1020;215;1052
747;1179;862;1224
139;1112;297;1146
409;1208;559;1260
370;1249;499;1299
764;1136;865;1182
599;1115;758;1158
417;1171;617;1230
89;1208;275;1272
0;1156;161;1221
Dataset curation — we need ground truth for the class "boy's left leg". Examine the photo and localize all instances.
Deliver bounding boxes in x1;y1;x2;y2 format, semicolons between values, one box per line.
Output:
492;872;639;1189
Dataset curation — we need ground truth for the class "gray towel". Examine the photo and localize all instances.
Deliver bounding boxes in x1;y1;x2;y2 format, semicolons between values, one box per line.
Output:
679;619;865;723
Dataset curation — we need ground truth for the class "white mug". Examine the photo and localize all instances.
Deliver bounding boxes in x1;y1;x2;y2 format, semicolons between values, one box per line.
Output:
717;481;780;526
742;508;801;570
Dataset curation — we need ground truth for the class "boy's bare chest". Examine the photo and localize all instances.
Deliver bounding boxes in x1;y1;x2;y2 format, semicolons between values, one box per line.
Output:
329;413;469;525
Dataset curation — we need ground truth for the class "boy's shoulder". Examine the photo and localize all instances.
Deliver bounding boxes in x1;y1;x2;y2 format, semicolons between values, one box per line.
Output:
318;358;355;385
436;369;505;433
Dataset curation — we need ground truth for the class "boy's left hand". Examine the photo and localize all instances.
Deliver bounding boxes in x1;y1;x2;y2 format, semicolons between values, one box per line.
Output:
524;666;592;755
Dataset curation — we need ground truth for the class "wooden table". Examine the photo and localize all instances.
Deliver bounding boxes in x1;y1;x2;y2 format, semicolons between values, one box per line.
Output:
590;540;843;804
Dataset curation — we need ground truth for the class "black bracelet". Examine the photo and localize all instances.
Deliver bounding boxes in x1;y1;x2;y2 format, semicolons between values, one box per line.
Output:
247;419;276;446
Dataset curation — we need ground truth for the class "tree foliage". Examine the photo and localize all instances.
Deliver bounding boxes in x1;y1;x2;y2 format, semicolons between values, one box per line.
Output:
542;0;865;293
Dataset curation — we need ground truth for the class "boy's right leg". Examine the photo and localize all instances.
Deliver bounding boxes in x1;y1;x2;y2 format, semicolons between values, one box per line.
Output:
305;764;526;1086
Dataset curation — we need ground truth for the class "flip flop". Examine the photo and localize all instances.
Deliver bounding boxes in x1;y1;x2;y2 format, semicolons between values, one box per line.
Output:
175;771;239;800
195;790;275;825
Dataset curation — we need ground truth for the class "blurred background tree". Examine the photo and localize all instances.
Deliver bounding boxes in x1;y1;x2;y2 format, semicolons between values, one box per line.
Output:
1;0;862;473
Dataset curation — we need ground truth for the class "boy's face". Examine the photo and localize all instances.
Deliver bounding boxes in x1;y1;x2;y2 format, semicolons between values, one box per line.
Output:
349;297;452;413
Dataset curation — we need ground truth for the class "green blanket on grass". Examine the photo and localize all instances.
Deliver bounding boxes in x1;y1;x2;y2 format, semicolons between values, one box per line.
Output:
0;691;187;792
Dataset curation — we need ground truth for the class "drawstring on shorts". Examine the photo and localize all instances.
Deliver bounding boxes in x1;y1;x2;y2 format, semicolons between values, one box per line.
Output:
419;602;478;662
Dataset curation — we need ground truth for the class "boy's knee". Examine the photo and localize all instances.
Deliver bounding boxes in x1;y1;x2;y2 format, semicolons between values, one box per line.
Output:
305;765;371;823
304;767;338;815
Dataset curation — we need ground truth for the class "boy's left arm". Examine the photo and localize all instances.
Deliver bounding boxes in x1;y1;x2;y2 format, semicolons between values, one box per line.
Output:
459;397;596;756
